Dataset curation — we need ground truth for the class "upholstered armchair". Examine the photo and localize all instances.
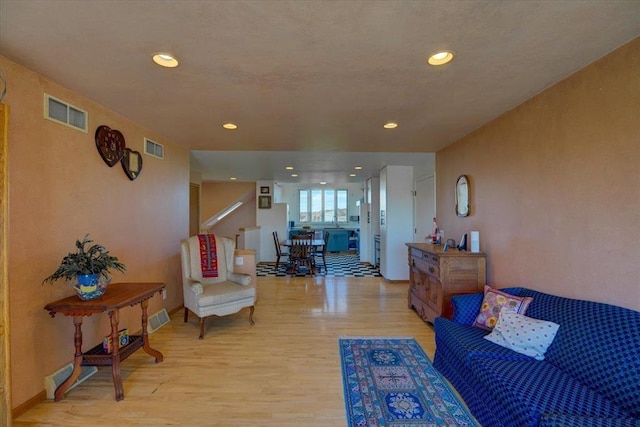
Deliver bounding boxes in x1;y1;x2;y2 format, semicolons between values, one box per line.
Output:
180;234;256;339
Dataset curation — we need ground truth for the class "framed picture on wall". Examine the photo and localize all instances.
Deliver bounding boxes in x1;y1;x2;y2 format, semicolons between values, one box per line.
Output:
258;195;271;209
260;186;270;194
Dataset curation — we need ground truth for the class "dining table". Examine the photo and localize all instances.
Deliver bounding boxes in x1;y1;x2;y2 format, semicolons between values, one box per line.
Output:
279;239;325;274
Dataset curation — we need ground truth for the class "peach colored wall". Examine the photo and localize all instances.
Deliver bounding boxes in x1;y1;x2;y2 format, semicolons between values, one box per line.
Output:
1;56;190;408
202;182;256;240
436;38;640;311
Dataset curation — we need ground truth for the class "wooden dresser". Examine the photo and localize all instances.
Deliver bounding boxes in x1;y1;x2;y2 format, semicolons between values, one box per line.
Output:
406;243;486;323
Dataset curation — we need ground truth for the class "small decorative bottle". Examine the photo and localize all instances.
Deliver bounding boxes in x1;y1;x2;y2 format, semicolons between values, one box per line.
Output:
432;217;438;244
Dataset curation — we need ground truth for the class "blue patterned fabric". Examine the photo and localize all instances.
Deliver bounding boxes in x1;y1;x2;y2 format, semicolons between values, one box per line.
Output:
434;288;640;426
434;317;533;366
471;357;628;427
434;342;506;427
540;414;640;427
518;289;640;417
339;337;479;427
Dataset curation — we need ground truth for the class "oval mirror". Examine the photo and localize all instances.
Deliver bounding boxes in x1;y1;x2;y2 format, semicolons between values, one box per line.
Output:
456;175;469;217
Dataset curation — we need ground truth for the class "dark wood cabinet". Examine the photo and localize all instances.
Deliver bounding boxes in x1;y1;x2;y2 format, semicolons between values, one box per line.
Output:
406;243;486;323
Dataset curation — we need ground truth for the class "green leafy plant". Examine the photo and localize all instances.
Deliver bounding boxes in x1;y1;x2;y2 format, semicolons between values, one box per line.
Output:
43;234;126;284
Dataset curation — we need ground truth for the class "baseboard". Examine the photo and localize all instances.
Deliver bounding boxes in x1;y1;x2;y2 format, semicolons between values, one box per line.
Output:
168;304;183;317
12;390;45;420
383;278;410;284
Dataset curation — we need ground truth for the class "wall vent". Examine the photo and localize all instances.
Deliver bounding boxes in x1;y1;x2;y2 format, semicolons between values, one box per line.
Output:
147;308;170;334
44;363;97;399
144;138;164;159
44;93;88;132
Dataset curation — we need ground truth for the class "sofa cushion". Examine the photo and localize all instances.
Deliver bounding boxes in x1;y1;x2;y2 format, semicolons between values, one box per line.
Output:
473;285;533;330
434;317;533;368
470;357;630;427
484;307;560;360
518;289;640;417
197;281;256;307
450;287;525;325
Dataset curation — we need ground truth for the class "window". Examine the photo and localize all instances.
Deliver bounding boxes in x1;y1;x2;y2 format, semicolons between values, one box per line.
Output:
299;188;348;223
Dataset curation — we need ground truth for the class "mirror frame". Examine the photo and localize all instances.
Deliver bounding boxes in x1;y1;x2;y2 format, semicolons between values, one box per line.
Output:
455;175;470;217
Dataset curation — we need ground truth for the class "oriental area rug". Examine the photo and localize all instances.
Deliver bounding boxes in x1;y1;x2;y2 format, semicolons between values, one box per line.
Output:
339;337;479;427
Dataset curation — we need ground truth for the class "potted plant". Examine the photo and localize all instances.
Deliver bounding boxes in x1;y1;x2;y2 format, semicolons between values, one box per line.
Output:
43;234;126;300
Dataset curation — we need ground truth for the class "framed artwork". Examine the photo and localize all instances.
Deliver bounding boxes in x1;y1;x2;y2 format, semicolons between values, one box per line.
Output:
258;195;271;209
260;186;270;194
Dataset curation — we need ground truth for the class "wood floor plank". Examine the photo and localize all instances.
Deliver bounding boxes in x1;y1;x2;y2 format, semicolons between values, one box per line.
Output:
14;276;436;426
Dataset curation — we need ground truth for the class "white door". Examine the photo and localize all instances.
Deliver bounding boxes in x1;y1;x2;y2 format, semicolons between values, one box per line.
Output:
414;175;435;242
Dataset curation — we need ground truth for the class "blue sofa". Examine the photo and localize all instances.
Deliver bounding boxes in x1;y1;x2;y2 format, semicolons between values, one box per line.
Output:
433;288;640;427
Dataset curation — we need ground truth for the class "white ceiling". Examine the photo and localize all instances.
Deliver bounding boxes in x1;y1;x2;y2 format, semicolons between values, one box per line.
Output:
1;1;639;183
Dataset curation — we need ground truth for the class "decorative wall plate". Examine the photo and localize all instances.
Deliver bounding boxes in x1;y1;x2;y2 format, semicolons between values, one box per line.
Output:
121;148;143;181
95;125;125;167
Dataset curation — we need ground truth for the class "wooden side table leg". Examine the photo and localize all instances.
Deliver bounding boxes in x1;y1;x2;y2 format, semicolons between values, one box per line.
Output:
54;315;84;401
108;309;124;401
140;299;163;362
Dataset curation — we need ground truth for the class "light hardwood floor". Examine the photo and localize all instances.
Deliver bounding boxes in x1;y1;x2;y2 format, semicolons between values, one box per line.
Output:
14;276;437;426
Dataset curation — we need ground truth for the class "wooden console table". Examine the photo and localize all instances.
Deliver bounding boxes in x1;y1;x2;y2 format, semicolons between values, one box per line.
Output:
44;282;165;401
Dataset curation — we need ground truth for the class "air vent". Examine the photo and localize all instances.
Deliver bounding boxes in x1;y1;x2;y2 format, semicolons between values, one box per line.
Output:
44;93;88;132
144;138;164;159
44;363;97;399
147;308;170;334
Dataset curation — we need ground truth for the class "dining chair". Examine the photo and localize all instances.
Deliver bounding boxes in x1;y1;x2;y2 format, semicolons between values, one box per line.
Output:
273;231;289;271
288;238;315;275
314;231;329;273
292;232;314;240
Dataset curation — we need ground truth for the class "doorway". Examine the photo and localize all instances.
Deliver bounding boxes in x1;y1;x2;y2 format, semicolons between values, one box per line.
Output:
189;183;200;237
414;175;435;243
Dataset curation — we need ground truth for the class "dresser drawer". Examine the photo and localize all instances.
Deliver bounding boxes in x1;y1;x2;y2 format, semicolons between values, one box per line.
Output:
411;255;440;278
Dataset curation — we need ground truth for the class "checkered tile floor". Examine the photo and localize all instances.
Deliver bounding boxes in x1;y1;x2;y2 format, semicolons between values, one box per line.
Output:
257;251;382;278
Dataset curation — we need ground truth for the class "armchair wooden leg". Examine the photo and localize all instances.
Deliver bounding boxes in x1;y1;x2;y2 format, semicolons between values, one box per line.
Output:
249;305;255;326
199;317;205;340
184;307;189;323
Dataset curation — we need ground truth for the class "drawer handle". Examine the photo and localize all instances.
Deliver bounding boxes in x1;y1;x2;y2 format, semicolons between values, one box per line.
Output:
428;266;435;274
412;259;415;267
432;256;438;262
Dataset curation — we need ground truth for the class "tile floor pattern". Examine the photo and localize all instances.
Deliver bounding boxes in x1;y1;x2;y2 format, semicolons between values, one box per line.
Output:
257;251;382;278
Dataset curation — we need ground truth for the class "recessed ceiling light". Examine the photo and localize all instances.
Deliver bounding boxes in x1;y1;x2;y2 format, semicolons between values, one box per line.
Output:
229;177;237;181
152;53;179;68
384;122;398;129
349;173;356;177
320;181;327;185
354;166;363;170
291;174;298;177
285;166;294;170
428;51;454;66
222;123;238;130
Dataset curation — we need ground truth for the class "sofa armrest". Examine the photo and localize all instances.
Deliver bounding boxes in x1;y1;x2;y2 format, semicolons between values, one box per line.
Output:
450;293;484;325
540;414;640;427
227;272;252;286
